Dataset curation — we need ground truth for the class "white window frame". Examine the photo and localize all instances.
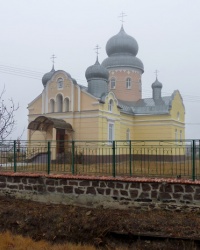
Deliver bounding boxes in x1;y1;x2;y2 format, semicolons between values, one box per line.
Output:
108;99;114;112
57;78;64;89
126;78;131;89
110;78;116;89
175;129;178;142
126;128;130;141
108;122;114;143
177;112;180;121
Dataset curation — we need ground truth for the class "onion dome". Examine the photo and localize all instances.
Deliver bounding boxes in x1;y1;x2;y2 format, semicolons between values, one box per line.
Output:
152;77;163;100
102;26;144;72
85;57;109;98
85;57;109;80
151;77;163;88
106;26;138;56
42;66;55;87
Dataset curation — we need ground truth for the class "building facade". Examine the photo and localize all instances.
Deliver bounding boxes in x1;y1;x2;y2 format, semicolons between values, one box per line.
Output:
27;25;185;155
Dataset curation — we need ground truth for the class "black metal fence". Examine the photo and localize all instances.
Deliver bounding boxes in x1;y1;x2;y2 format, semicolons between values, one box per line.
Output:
0;140;199;180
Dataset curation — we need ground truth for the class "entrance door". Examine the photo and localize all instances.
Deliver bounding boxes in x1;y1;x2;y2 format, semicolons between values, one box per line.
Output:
56;129;65;154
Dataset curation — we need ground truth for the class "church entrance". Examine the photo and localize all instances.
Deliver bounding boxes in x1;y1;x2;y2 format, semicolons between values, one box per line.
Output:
56;129;68;154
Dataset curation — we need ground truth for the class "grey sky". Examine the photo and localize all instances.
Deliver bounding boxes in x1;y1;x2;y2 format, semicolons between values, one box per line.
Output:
0;0;200;139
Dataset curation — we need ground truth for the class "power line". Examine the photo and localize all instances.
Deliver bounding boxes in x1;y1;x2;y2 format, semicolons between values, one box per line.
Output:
1;63;200;103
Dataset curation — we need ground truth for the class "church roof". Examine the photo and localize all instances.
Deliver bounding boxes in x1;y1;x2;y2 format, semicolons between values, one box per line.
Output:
117;93;179;115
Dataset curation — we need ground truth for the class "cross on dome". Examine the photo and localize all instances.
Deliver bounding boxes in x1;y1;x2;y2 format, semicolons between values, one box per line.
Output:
50;54;56;67
94;45;101;56
154;69;159;79
118;12;127;24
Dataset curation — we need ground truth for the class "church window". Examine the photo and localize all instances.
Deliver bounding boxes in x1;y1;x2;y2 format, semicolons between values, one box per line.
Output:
177;112;180;121
50;99;55;113
64;97;70;112
126;128;130;141
110;78;116;89
175;129;178;141
108;99;114;112
56;94;63;112
126;78;131;89
57;78;64;89
108;122;114;142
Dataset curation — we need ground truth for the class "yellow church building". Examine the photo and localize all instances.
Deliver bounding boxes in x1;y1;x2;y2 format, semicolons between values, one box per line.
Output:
27;25;185;156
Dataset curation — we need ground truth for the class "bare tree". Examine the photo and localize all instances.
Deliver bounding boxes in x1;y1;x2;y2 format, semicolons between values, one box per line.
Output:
0;86;19;142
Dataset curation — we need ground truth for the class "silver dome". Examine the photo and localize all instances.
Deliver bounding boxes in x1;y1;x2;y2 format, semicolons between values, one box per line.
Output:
42;66;55;87
102;54;144;72
106;26;138;57
152;78;163;88
102;26;144;72
85;58;109;80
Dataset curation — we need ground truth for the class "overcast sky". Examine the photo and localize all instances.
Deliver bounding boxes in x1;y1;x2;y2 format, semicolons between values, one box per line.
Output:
0;0;200;140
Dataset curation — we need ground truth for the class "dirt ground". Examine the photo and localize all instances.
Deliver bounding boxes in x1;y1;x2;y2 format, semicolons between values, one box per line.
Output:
0;196;200;249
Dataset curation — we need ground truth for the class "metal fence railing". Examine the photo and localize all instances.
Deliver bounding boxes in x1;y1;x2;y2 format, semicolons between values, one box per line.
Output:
0;140;200;180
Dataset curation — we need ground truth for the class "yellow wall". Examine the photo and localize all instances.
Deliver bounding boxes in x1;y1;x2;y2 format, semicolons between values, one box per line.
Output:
27;72;185;144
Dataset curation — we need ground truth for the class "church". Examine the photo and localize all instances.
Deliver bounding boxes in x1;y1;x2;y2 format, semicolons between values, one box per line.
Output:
27;24;185;153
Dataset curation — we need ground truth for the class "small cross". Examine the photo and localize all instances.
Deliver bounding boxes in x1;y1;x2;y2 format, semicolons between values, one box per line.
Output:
118;12;127;24
50;54;56;66
154;70;159;78
94;45;101;56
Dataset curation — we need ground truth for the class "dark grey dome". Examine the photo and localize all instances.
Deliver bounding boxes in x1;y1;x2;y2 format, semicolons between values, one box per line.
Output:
152;78;163;88
106;26;138;57
42;66;55;87
102;54;144;72
85;58;109;80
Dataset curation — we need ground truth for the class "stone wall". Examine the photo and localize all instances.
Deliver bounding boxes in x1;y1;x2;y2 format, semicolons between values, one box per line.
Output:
1;174;200;210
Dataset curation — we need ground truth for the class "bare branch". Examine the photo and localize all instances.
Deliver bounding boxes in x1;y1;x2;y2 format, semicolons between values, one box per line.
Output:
0;86;19;142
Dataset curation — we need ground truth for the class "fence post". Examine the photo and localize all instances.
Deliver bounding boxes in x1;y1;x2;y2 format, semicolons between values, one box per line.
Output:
71;140;75;175
192;140;196;181
129;140;132;176
112;140;116;177
47;141;51;175
14;140;17;173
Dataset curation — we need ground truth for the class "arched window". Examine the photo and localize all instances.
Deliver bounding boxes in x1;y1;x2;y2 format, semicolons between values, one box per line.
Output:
110;78;116;89
57;78;64;89
108;99;114;112
126;78;131;89
177;112;180;121
50;99;55;113
56;94;63;112
64;97;70;112
126;128;130;141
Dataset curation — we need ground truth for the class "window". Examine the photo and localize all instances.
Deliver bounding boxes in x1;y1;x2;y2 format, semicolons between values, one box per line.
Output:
110;78;116;89
64;98;70;112
126;78;131;89
126;128;130;141
108;123;114;142
175;129;178;141
57;78;64;89
177;112;180;121
180;130;182;140
56;94;63;112
50;99;55;113
108;99;114;112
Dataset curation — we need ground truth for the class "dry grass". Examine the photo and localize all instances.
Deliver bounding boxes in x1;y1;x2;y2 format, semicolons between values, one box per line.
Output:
1;157;199;179
0;231;96;250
